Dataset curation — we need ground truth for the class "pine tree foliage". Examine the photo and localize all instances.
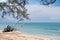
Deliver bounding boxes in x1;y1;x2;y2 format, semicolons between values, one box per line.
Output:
0;0;29;21
0;0;56;21
40;0;56;6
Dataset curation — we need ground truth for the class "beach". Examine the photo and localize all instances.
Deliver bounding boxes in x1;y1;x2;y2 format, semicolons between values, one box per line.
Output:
0;30;60;40
0;23;60;40
0;23;60;37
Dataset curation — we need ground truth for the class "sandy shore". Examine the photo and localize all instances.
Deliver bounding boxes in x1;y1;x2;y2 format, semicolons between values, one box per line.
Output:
0;31;60;40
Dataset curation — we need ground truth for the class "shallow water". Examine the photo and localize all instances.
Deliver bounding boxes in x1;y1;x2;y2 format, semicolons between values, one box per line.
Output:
0;23;60;37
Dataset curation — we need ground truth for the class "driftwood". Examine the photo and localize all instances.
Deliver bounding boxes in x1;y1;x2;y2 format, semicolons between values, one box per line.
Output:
3;25;14;32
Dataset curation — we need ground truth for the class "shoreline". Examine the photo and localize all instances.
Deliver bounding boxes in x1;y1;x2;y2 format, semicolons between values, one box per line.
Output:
16;31;60;38
0;30;60;40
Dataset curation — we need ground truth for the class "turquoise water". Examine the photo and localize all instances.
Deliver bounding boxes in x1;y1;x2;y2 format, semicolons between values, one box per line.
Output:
0;23;60;37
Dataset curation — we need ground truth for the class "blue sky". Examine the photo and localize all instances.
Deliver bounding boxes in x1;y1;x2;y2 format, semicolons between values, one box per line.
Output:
0;0;60;23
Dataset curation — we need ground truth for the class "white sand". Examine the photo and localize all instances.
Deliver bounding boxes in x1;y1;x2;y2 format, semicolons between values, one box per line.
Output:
0;31;60;40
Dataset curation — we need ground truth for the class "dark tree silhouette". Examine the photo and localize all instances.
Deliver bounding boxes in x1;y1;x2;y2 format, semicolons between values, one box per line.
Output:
0;0;56;21
0;0;29;21
40;0;56;6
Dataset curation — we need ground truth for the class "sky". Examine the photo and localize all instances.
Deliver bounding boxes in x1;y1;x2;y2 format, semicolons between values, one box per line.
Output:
0;0;60;23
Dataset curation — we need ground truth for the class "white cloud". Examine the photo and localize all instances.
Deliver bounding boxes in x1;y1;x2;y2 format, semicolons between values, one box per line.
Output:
0;4;60;23
0;0;7;2
26;5;60;22
4;16;15;21
0;15;17;23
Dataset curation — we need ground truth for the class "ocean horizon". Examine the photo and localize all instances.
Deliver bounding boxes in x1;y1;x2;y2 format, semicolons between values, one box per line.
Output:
0;22;60;37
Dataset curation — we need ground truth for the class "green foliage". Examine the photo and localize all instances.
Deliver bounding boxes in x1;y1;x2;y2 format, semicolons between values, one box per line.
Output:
0;0;29;21
40;0;56;6
0;0;56;21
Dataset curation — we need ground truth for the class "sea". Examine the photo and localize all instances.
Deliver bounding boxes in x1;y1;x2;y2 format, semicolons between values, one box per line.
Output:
0;22;60;37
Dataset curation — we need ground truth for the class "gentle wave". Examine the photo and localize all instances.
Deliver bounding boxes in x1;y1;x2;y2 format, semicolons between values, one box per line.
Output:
0;23;60;37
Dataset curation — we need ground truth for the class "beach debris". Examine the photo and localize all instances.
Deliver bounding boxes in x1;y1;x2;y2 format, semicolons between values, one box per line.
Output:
3;25;15;32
